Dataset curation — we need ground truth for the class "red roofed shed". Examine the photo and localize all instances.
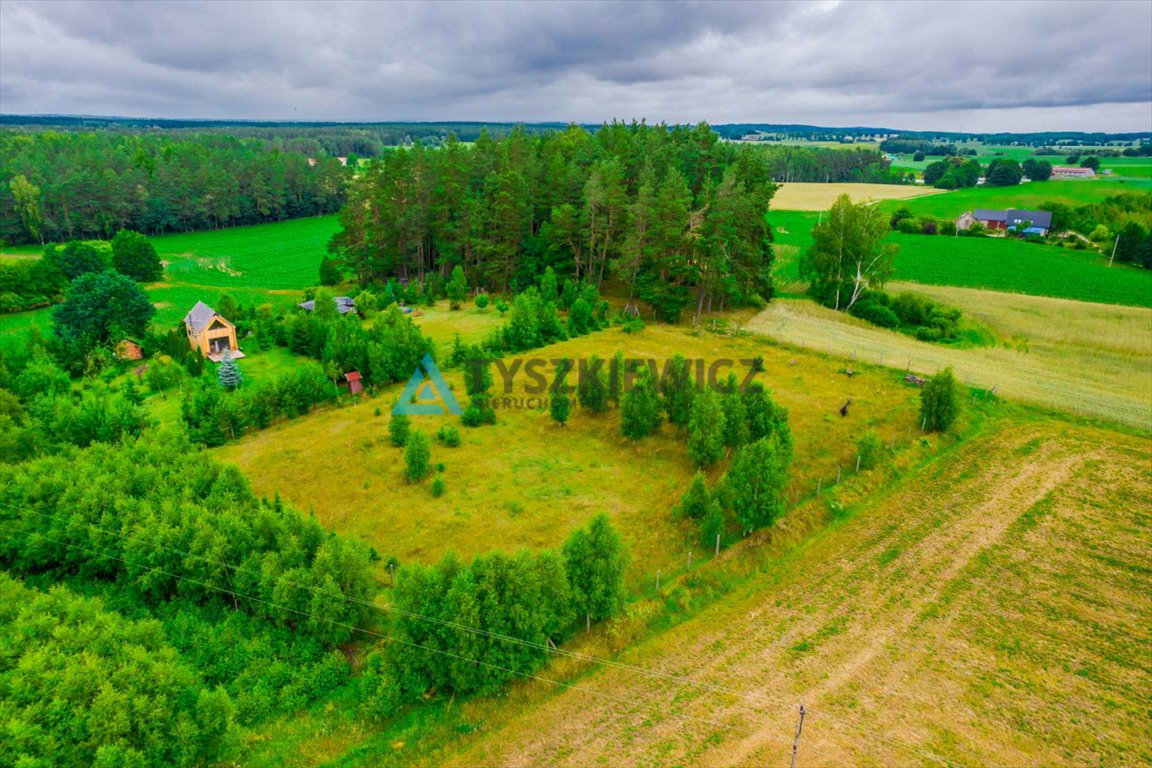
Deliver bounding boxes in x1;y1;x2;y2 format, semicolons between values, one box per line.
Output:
344;371;363;395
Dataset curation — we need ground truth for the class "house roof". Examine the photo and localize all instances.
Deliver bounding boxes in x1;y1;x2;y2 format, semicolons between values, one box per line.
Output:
972;209;1052;228
184;301;219;333
1005;209;1053;228
299;296;357;314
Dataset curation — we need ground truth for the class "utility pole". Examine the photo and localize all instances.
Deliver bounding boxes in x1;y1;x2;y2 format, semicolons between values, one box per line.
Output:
790;704;807;768
1109;233;1120;266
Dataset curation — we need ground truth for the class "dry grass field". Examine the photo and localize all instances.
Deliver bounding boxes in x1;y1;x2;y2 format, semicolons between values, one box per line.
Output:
742;288;1152;430
440;417;1152;767
213;322;924;587
772;182;945;211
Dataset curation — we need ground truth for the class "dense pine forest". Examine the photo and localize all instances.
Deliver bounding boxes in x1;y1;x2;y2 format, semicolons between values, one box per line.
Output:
1;131;349;243
328;122;783;322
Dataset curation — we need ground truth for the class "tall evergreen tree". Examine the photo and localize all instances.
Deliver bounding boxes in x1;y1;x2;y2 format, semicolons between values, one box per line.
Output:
217;349;243;389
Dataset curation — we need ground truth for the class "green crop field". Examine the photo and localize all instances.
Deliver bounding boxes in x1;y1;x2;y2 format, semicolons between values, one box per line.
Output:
0;216;341;330
769;208;1151;308
889;233;1152;307
878;179;1151;219
156;215;341;290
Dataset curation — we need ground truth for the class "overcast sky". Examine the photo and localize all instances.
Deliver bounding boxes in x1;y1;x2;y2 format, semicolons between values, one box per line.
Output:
1;0;1150;132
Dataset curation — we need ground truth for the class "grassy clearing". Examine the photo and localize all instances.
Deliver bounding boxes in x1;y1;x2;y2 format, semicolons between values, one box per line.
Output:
771;183;944;211
155;215;340;291
742;292;1152;430
439;417;1151;766
213;321;923;588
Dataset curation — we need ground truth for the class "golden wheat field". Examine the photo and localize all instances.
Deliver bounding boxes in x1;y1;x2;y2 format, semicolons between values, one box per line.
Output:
741;290;1152;430
440;418;1152;767
771;182;946;211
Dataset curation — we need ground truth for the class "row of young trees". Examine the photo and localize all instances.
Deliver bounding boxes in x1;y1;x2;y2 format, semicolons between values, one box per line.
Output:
1;131;348;243
330;122;778;322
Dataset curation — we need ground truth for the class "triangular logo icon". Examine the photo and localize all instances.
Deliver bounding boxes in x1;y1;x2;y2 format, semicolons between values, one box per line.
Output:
394;353;463;416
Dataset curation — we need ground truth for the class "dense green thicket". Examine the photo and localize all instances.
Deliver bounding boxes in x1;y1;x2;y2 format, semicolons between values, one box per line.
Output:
0;574;237;768
0;432;377;645
677;381;793;540
0;231;160;315
330;122;777;322
390;514;627;698
1041;193;1152;267
1;132;348;243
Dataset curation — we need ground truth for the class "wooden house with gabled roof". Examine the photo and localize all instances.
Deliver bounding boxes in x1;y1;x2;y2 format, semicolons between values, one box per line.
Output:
184;301;243;362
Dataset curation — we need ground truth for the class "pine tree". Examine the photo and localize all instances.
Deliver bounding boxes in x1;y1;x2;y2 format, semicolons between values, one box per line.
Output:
687;387;726;466
577;355;610;413
217;349;242;389
550;390;570;426
446;265;468;310
600;351;621;407
662;354;695;426
539;266;559;303
550;362;571;426
620;365;662;440
568;297;592;335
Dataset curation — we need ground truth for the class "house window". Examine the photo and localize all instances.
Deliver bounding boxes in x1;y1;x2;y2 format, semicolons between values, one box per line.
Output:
210;337;230;353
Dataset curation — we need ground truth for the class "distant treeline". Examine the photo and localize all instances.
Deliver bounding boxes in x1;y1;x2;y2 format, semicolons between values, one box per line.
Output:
6;115;1147;149
1;132;349;244
753;145;906;183
331;122;778;322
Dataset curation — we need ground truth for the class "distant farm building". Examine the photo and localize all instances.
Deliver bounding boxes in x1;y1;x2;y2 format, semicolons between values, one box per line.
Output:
184;301;243;362
1051;166;1096;178
299;296;357;314
958;209;1052;236
115;338;144;361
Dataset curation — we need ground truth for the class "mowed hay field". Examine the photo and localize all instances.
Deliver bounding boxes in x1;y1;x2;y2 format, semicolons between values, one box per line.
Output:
213;322;924;586
771;182;945;211
443;417;1152;767
743;291;1151;430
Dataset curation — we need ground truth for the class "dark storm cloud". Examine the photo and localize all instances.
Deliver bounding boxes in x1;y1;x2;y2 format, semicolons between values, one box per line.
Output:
1;0;1149;131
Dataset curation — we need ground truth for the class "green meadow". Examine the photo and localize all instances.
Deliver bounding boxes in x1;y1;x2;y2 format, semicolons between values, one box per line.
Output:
768;209;1151;307
1;215;340;331
879;179;1150;219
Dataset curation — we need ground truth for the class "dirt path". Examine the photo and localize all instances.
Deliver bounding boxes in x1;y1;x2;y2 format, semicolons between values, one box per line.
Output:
443;421;1152;767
